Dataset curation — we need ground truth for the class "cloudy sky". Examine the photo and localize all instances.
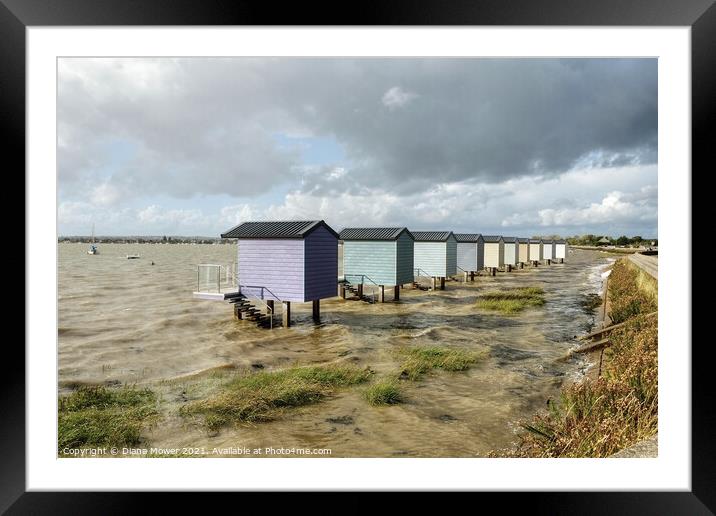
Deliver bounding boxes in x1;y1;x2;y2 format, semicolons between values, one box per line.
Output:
58;58;657;238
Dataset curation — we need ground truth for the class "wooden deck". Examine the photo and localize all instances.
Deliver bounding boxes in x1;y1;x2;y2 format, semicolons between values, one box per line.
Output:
192;291;239;301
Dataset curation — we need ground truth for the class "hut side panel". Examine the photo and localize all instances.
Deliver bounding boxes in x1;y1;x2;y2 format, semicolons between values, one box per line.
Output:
457;242;477;271
239;239;305;302
414;242;447;277
304;225;339;301
395;232;415;285
343;240;397;285
446;237;457;276
476;240;485;270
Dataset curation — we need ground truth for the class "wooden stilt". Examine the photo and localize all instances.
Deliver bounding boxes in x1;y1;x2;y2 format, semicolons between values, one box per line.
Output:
470;271;475;281
357;284;364;298
312;300;320;322
431;277;437;290
440;277;446;290
506;264;512;272
394;285;400;301
282;301;291;328
379;285;385;303
340;285;346;299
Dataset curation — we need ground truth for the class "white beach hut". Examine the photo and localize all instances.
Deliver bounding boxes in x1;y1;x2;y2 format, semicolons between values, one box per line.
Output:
454;233;484;281
542;239;555;264
555;239;568;263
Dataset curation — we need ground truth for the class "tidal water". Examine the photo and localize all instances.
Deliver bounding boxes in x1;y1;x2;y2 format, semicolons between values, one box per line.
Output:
58;243;611;457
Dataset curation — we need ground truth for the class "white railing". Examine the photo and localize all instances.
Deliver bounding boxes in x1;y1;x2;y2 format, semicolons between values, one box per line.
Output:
196;263;237;293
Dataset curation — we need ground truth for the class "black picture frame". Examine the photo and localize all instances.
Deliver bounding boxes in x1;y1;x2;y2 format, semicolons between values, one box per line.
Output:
6;0;710;511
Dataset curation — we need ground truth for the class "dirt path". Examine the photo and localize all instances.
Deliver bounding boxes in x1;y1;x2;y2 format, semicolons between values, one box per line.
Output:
628;253;658;279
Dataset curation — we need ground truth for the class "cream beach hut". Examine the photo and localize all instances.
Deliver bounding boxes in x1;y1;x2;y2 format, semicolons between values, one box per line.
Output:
482;235;504;275
502;237;518;271
517;237;530;267
529;238;543;266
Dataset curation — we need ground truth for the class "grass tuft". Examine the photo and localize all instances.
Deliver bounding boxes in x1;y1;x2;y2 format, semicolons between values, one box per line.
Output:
364;379;403;405
180;364;371;431
397;346;485;381
474;286;546;314
58;386;158;451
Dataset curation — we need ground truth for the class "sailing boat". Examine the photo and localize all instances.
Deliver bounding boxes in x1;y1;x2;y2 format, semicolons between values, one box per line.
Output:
87;223;99;255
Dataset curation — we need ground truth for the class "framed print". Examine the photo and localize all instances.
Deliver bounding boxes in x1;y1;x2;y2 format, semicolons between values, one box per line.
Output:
6;0;712;511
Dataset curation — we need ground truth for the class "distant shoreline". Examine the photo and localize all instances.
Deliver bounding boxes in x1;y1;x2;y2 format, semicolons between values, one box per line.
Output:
58;237;234;244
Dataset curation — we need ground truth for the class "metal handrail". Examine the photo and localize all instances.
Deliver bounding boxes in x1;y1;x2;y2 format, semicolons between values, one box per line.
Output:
237;284;277;330
343;274;379;303
413;267;431;278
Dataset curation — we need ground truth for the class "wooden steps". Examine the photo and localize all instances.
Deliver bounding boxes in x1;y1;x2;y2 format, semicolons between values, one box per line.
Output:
228;294;273;328
340;280;375;303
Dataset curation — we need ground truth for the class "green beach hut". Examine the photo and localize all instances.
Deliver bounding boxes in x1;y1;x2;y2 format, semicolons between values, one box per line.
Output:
338;227;415;302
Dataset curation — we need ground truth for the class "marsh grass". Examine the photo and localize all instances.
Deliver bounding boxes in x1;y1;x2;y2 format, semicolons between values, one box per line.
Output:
493;260;658;458
608;260;657;324
58;386;158;451
180;364;371;431
363;379;403;405
397;346;485;381
474;286;546;314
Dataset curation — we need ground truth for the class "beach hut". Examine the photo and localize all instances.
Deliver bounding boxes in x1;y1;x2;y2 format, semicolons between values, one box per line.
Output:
482;235;504;275
412;231;457;290
517;237;530;268
529;238;543;266
555;239;568;263
454;233;484;281
338;227;414;302
542;239;555;264
503;237;518;271
220;220;339;327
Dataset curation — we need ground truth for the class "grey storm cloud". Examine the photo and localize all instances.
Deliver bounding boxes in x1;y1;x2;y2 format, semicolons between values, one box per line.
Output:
58;57;657;201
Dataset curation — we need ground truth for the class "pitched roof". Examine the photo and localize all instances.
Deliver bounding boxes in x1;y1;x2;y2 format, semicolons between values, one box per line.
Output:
518;237;530;243
529;238;543;243
555;239;567;244
220;220;338;239
412;231;454;242
453;233;483;243
502;237;517;243
338;227;413;241
482;235;503;243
